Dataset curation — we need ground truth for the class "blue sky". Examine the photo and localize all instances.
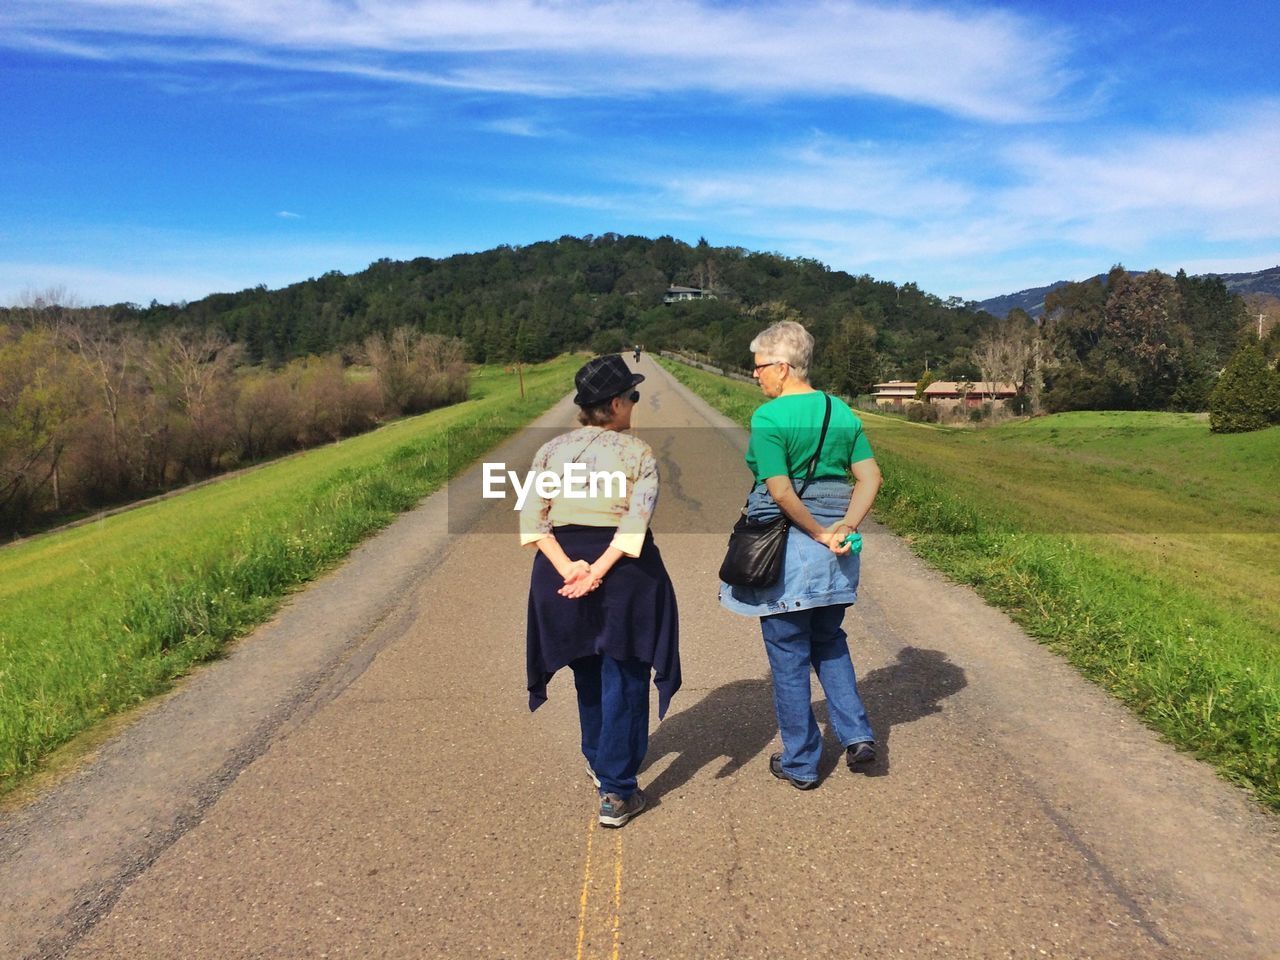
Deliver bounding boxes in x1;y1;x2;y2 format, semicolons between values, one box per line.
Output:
2;0;1279;307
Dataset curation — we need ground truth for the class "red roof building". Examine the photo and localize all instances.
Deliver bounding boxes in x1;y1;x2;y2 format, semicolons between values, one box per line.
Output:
923;381;1018;407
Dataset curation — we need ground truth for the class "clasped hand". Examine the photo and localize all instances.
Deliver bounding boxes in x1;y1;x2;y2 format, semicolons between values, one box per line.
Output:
558;559;602;599
818;521;854;555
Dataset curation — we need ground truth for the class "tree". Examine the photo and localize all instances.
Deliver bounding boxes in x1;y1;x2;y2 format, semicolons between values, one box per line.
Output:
0;325;81;530
365;327;468;416
147;328;243;476
232;372;299;461
648;235;689;283
915;369;936;401
971;332;1003;402
817;313;878;397
1102;270;1182;407
365;327;418;414
290;356;371;444
1039;267;1229;413
590;328;629;355
1208;342;1280;433
689;255;721;293
1245;294;1280;362
970;317;1038;406
60;310;143;491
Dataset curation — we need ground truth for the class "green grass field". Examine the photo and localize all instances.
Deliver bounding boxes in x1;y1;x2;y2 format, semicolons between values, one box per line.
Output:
659;357;1280;811
0;357;579;791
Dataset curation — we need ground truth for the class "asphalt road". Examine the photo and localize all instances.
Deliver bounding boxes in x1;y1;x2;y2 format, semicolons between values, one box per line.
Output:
3;355;1279;959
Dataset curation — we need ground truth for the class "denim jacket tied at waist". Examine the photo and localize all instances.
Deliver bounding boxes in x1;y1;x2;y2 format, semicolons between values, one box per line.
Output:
718;479;861;618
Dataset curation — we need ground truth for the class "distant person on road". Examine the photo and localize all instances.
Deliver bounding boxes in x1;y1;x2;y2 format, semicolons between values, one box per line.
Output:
633;344;642;362
720;320;882;789
521;354;680;827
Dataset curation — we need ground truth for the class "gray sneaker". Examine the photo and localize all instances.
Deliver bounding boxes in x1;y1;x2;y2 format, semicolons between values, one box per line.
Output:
846;741;876;770
587;762;601;788
599;789;646;828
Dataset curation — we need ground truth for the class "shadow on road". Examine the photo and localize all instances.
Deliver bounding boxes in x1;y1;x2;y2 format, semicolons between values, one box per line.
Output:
641;646;966;798
816;646;968;780
640;677;777;802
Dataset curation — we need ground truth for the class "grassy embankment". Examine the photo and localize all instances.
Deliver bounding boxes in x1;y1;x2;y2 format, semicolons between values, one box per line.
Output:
659;357;1280;811
0;356;579;793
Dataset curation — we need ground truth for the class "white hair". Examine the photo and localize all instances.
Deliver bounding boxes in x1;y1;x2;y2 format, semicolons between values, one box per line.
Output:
749;320;813;381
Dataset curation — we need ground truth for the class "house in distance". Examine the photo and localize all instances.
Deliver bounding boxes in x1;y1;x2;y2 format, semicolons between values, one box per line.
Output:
663;285;716;303
872;380;1018;410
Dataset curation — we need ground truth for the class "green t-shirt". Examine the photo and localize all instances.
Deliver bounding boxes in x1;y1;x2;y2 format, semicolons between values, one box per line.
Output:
746;391;874;484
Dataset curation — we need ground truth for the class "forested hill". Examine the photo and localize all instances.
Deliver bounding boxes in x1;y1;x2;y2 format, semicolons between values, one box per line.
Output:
46;235;993;388
4;235;1263;400
3;239;1268;537
977;264;1280;319
977;278;1090;319
1207;264;1280;300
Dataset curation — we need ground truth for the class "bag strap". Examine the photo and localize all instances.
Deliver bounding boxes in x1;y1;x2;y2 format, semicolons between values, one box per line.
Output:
795;393;832;498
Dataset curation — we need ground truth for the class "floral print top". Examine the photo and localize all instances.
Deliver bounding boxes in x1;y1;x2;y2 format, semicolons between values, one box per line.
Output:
519;426;660;558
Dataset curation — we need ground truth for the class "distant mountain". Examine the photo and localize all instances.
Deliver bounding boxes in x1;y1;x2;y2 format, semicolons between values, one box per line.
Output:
975;279;1082;319
978;265;1280;318
1202;264;1280;300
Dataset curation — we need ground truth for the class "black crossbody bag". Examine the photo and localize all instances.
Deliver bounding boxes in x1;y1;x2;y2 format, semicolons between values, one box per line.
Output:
719;394;832;588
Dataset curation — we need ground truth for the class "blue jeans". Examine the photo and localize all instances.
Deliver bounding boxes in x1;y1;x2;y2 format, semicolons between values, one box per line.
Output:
570;654;650;798
761;605;874;783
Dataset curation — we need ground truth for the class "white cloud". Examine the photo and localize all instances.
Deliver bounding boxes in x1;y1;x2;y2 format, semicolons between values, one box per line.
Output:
276;210;302;219
480;117;548;138
997;102;1280;245
495;187;649;215
0;0;1075;121
659;138;975;220
513;106;1280;298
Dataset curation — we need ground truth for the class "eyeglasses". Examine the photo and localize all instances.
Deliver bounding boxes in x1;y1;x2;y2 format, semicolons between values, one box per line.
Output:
753;361;786;373
628;390;640;403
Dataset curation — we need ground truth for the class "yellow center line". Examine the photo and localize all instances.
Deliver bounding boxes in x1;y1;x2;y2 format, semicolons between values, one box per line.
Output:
574;812;627;960
575;818;597;960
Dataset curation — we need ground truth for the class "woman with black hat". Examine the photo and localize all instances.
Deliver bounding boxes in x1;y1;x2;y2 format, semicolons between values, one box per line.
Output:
521;354;680;828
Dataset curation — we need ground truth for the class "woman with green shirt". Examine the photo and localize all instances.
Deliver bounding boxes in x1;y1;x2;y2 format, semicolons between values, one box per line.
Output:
719;320;883;789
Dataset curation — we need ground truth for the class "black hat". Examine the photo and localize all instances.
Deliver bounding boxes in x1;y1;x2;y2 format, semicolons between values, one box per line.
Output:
573;354;645;406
